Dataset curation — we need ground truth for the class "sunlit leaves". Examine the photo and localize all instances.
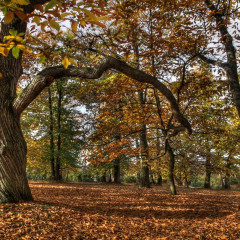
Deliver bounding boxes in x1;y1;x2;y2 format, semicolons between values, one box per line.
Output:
0;30;25;58
62;56;69;69
12;46;20;58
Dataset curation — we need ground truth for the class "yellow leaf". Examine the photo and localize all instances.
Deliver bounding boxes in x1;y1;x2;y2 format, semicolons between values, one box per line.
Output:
69;58;77;66
5;11;14;24
11;0;30;5
16;44;25;51
81;8;97;21
0;47;9;56
80;20;86;26
71;20;78;33
62;56;69;69
0;73;3;79
15;36;24;42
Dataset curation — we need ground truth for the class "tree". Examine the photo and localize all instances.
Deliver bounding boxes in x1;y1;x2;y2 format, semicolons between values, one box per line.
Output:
0;0;193;203
22;77;84;181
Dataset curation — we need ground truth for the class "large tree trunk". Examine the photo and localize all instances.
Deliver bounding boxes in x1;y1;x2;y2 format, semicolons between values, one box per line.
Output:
0;19;33;203
0;113;33;203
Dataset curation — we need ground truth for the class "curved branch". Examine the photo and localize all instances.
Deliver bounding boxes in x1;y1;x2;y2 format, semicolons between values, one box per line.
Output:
13;75;54;115
198;54;228;69
14;56;192;133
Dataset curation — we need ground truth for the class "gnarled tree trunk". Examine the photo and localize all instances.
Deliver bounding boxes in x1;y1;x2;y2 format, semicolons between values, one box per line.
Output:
0;111;33;202
0;19;33;203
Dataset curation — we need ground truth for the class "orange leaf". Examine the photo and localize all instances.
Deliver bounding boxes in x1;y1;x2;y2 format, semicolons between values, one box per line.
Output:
5;11;14;24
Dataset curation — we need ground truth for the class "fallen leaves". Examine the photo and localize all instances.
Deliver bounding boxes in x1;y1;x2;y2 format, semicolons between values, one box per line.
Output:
0;182;240;239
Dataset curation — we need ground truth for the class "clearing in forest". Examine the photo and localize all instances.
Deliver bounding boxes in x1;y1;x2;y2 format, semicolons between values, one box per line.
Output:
0;182;240;239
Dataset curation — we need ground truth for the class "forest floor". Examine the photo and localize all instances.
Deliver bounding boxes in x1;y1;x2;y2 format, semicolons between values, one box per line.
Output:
0;182;240;240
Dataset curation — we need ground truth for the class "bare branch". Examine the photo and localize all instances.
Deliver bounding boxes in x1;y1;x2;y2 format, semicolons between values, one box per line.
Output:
198;54;228;69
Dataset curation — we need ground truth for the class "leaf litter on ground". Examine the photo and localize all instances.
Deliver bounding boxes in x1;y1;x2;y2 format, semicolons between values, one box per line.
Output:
0;182;240;239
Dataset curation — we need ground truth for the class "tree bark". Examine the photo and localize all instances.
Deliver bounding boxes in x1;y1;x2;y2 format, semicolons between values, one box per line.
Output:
0;18;33;202
138;91;150;188
101;171;107;182
48;86;55;180
157;174;163;186
17;57;191;134
113;135;121;183
167;141;177;195
55;81;62;181
113;158;121;183
201;1;240;117
223;162;231;189
204;155;211;189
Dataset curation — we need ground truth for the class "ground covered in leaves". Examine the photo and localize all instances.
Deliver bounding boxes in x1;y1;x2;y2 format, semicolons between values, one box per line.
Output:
0;182;240;239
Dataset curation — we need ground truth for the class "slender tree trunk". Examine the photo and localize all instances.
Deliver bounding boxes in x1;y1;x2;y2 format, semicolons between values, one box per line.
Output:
55;81;62;181
101;171;106;182
48;87;55;180
113;135;121;183
150;169;155;184
135;136;141;185
184;177;189;188
113;158;121;183
157;173;163;186
167;141;177;195
139;124;150;188
204;155;211;189
138;92;150;188
224;162;231;189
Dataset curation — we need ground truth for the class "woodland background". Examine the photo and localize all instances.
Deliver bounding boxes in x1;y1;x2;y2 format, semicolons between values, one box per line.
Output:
0;0;240;238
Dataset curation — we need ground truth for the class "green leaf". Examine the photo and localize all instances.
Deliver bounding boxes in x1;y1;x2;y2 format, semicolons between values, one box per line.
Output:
45;0;58;11
49;20;60;31
12;46;20;59
9;29;18;36
39;55;46;64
